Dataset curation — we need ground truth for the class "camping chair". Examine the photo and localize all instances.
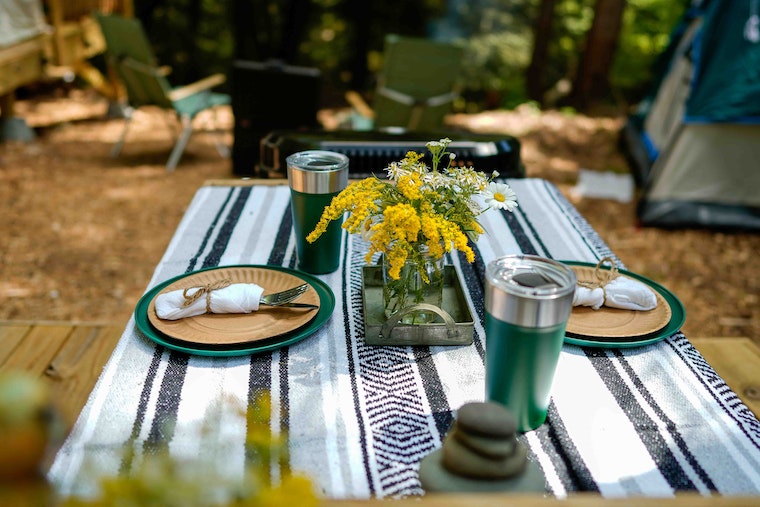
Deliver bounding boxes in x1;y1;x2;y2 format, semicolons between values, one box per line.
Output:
95;13;230;172
346;34;465;131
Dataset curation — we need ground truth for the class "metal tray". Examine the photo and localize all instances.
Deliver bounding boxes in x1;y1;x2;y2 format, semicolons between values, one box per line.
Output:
361;265;474;346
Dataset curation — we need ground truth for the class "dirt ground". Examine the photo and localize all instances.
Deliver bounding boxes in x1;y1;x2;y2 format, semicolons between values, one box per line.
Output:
1;86;758;346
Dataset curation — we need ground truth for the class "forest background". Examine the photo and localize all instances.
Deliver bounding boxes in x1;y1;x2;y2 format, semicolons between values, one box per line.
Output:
6;0;757;344
130;0;687;113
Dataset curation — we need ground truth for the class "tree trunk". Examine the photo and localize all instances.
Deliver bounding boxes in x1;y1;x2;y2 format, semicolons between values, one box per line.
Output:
568;0;626;109
279;0;312;63
232;0;257;60
188;0;201;81
526;0;558;105
347;0;371;90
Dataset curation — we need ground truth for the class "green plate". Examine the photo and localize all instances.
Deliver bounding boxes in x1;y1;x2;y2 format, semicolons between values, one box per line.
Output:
561;261;686;349
134;265;335;357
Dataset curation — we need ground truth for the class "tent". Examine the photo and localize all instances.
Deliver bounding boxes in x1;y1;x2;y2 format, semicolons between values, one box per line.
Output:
621;0;760;230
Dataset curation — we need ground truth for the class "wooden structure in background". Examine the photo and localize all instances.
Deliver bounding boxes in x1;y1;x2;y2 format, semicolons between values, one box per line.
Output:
43;0;133;98
0;0;133;140
0;35;48;140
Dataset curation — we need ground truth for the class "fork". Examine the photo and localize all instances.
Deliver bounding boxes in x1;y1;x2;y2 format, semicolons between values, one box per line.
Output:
259;283;309;306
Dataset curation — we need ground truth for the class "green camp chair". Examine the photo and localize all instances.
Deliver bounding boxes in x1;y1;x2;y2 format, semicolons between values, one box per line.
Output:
347;34;465;131
95;13;230;172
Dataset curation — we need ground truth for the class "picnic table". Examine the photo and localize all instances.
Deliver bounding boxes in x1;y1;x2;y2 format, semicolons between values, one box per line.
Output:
45;178;760;503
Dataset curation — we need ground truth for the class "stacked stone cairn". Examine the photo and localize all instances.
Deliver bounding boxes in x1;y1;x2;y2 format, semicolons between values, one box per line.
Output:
418;401;546;493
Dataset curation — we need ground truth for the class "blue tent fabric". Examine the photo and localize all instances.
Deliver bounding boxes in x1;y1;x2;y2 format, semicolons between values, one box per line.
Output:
621;0;760;230
640;1;703;112
685;0;760;122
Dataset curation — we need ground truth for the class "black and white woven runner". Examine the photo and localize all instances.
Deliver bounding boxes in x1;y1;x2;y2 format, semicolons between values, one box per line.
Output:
49;180;760;499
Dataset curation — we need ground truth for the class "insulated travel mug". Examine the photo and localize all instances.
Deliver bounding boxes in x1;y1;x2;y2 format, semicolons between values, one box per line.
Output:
484;255;576;432
286;150;349;274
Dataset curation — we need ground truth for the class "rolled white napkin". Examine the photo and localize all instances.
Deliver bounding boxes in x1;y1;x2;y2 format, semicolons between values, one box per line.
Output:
573;286;605;310
573;276;657;311
155;282;265;320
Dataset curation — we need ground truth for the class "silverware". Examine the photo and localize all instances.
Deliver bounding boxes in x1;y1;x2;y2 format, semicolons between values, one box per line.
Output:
259;283;309;306
274;302;318;310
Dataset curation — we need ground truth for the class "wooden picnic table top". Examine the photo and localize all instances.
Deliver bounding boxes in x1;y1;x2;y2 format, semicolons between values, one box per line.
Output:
1;319;758;505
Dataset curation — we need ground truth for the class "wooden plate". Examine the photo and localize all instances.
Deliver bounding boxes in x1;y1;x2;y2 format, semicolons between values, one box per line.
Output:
566;265;672;339
147;266;320;346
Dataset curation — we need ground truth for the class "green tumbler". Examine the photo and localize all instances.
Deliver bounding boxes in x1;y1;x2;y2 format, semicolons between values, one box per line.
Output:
286;150;349;274
484;255;577;432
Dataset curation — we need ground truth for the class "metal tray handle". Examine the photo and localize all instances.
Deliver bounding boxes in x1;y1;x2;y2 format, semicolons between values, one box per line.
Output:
380;303;457;341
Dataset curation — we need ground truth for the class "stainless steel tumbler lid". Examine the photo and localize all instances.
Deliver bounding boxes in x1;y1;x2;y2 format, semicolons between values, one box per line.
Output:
485;255;576;328
286;150;349;194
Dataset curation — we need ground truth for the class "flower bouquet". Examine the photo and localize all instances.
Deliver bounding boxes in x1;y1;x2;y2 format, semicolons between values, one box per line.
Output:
308;138;517;324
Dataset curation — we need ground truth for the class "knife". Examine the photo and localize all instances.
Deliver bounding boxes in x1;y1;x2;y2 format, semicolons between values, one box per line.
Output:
275;302;319;309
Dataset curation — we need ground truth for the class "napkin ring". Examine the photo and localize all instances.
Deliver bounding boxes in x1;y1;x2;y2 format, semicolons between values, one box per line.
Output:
577;257;619;296
182;278;232;313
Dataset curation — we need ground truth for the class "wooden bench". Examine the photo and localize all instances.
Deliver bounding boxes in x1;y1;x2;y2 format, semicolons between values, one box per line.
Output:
690;337;760;418
1;322;758;506
0;320;123;427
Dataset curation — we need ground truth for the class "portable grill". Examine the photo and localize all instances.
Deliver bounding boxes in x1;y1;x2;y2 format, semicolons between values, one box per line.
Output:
255;129;525;179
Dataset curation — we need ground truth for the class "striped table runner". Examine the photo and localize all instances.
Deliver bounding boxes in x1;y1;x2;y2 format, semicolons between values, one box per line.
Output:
49;179;760;499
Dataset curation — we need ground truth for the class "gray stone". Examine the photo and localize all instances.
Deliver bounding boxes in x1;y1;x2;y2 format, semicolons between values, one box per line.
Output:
441;432;528;479
419;448;547;494
456;401;517;438
450;423;516;459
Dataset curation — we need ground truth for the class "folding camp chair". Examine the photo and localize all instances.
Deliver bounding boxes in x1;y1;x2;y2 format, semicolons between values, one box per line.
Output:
346;34;465;131
95;13;230;171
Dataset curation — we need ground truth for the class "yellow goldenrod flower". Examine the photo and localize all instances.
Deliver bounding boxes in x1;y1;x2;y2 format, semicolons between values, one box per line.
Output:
396;172;423;201
306;138;517;281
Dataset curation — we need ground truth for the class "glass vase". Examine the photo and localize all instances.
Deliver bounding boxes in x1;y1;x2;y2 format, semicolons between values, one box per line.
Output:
382;245;444;324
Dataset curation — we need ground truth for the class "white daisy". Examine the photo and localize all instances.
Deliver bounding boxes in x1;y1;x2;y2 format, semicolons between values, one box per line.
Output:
386;161;408;181
484;182;518;212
